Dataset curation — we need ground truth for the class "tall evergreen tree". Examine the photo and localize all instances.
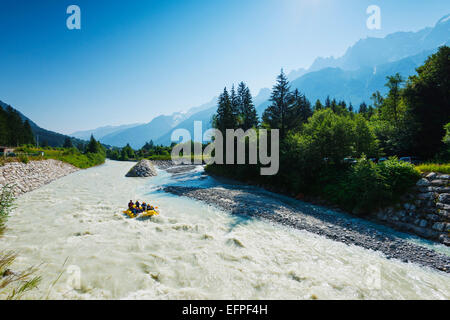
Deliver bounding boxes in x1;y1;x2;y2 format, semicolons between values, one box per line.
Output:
262;69;292;139
63;137;73;148
213;87;236;133
237;82;258;130
87;135;100;153
0;107;8;146
324;96;331;109
348;103;354;113
230;85;240;125
330;99;338;113
359;102;368;115
142;140;155;151
5;106;22;146
22;120;35;145
314;99;323;112
288;89;312;129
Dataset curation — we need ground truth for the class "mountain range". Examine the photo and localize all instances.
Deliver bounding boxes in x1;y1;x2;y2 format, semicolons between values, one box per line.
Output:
99;97;218;149
70;123;144;141
3;14;449;149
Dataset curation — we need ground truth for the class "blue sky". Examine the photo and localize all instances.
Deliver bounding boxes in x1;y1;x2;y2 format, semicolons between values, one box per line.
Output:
0;0;449;133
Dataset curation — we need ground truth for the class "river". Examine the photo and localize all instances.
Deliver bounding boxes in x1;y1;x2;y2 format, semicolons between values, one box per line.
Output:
1;160;449;299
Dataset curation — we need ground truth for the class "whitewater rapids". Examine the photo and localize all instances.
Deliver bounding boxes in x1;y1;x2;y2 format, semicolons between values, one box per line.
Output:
0;160;448;299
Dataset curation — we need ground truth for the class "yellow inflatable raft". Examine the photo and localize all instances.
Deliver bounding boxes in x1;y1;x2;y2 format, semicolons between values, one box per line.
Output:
123;209;159;219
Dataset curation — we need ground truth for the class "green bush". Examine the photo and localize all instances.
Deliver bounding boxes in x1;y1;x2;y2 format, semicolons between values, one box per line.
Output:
323;158;387;213
18;154;29;164
321;157;420;215
378;157;421;196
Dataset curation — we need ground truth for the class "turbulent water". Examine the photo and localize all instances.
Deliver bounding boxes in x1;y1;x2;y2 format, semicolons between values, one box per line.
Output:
1;160;449;300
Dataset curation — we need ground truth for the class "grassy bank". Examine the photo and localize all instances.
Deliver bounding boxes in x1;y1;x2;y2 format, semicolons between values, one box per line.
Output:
13;146;106;169
416;163;450;174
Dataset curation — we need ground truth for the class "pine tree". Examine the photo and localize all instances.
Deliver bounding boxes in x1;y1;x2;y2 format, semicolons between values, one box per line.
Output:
314;99;323;112
0;107;8;146
213;87;236;133
142;140;155;152
324;96;331;109
288;89;312;129
63;137;73;148
359;102;368;115
230;85;240;127
237;82;258;130
22;120;35;145
330;99;338;113
262;69;292;139
87;135;100;153
5;106;23;146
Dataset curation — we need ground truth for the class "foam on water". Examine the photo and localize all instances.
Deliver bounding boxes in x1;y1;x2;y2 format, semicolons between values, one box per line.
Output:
0;160;449;299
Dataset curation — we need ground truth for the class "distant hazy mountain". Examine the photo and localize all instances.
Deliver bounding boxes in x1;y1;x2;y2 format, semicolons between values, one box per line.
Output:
153;106;217;146
289;49;436;108
100;98;218;148
70;123;143;141
308;14;450;72
253;88;272;106
0;100;85;147
287;68;308;81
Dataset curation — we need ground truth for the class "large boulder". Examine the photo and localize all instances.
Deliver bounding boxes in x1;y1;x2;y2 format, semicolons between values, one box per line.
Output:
126;160;157;177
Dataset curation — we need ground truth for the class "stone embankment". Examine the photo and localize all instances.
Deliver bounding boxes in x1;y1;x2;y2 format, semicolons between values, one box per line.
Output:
126;160;158;177
0;159;79;196
373;172;450;245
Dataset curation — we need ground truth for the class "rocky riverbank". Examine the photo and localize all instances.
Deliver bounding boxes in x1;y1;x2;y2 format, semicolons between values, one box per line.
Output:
164;184;450;273
0;159;79;196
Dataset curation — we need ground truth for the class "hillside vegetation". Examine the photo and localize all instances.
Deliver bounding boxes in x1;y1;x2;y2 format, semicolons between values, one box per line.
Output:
15;136;106;169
